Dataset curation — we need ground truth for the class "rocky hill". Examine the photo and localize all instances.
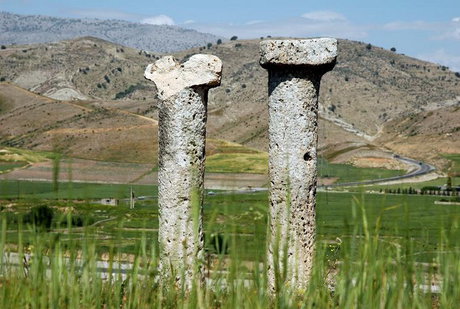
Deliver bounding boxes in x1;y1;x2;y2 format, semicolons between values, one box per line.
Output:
0;37;459;170
0;12;220;53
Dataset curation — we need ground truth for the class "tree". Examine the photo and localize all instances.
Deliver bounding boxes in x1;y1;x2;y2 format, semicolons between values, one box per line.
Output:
455;72;460;78
0;45;6;50
216;39;222;45
390;47;396;52
366;43;372;50
230;35;238;41
207;42;212;49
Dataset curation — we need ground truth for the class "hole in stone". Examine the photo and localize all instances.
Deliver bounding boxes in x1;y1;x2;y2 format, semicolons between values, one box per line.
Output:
303;152;312;161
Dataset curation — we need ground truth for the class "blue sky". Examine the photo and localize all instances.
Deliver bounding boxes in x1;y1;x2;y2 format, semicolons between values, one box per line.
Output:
1;0;460;70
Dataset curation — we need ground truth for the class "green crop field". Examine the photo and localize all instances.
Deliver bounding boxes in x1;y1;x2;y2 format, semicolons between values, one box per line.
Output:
1;181;459;262
0;161;27;173
318;158;405;183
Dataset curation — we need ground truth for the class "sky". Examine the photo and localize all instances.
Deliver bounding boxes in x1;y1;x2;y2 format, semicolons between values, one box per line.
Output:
1;0;460;71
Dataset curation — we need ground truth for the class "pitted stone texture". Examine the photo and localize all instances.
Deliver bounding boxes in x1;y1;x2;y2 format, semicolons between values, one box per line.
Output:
144;54;222;100
157;87;206;287
260;38;337;68
261;39;336;292
145;53;222;289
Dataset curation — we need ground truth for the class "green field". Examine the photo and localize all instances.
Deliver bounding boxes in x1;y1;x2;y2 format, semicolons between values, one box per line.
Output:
0;180;157;200
0;161;27;173
318;158;405;183
443;153;460;175
1;180;459;262
206;140;405;183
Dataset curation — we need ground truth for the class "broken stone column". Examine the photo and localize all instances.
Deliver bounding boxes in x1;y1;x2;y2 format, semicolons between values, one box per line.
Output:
260;39;337;291
144;54;222;287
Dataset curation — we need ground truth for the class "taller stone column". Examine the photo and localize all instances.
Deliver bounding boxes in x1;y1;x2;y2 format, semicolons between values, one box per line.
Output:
144;54;222;287
260;39;337;291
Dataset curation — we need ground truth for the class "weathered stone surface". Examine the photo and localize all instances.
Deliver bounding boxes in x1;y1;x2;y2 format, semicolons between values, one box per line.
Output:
260;39;336;292
145;54;222;288
144;54;222;100
260;38;337;68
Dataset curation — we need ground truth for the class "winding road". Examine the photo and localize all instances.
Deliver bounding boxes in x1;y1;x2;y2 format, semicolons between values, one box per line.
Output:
323;155;436;188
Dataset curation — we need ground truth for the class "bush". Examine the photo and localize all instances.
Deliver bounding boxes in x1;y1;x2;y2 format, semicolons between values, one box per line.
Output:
366;43;372;50
235;43;242;48
207;43;212;49
455;72;460;78
0;77;5;82
0;45;6;50
230;36;238;41
390;47;396;52
24;205;54;231
114;84;146;99
216;39;222;45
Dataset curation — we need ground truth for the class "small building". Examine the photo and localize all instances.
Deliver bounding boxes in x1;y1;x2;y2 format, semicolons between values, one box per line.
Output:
99;198;118;206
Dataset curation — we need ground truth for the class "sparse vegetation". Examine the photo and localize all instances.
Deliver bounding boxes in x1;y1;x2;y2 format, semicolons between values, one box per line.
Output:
114;83;146;99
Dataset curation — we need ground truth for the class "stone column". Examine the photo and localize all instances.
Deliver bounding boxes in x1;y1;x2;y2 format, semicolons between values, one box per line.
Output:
144;54;222;287
259;39;337;291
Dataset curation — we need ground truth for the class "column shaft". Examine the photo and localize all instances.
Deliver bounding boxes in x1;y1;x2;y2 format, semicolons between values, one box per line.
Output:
267;70;320;290
158;87;206;286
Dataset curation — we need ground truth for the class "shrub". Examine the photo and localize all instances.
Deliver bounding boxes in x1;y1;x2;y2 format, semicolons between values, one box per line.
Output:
104;75;110;83
455;72;460;78
0;77;5;82
235;43;242;48
24;205;54;231
216;39;222;45
207;43;212;49
366;43;372;50
0;45;6;50
390;47;396;52
230;36;238;41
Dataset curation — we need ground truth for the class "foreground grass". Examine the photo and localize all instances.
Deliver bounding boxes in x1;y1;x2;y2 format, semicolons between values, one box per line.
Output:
1;201;459;308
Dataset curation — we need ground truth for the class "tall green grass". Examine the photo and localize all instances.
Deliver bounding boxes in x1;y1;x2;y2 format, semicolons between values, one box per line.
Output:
1;198;459;308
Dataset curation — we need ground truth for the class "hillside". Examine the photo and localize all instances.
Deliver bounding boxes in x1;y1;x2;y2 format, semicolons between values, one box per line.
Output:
0;37;459;170
0;11;219;53
377;105;460;170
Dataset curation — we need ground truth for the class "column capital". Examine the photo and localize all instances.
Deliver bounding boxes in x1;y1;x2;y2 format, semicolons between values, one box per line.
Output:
260;38;337;70
144;54;222;100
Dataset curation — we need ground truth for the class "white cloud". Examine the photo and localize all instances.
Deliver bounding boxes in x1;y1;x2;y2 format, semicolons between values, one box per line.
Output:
301;11;347;22
418;49;460;72
183;20;195;25
141;15;175;26
452;17;460;22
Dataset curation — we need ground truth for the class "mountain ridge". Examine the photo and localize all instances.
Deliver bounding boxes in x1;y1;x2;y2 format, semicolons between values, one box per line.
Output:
0;11;220;53
0;36;459;171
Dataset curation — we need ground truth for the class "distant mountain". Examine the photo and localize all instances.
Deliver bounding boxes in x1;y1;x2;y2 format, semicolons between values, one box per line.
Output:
0;36;459;169
0;11;220;52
